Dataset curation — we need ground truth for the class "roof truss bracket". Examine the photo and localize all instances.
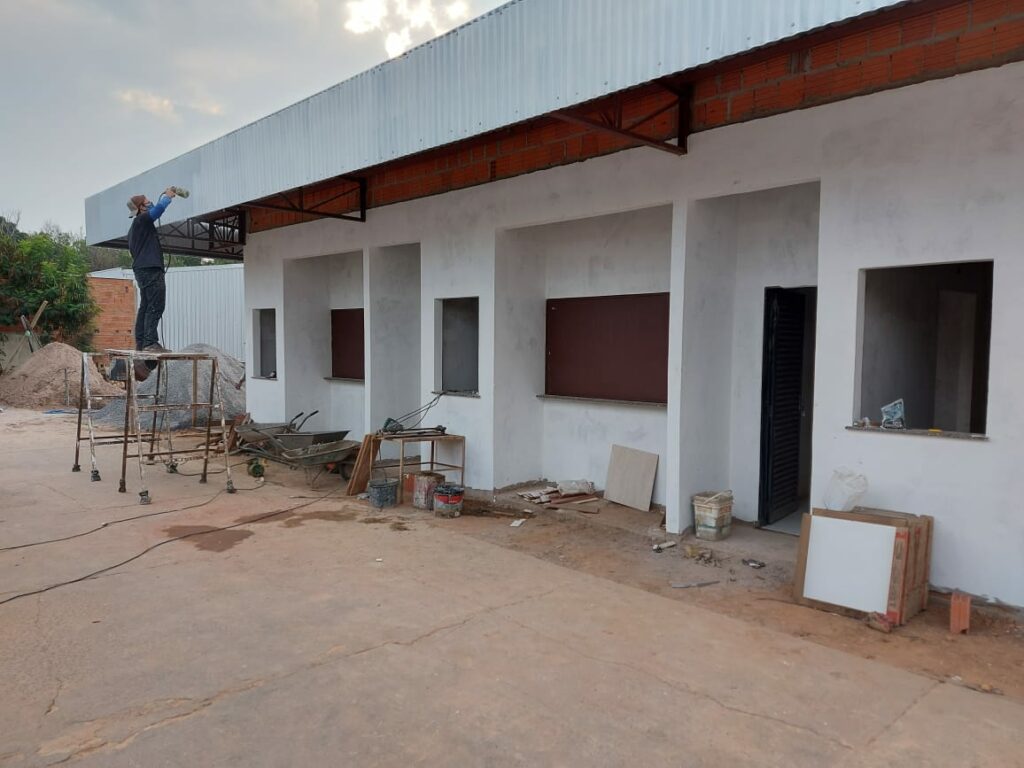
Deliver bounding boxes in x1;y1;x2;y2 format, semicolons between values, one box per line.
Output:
243;177;367;223
95;209;247;261
551;86;690;156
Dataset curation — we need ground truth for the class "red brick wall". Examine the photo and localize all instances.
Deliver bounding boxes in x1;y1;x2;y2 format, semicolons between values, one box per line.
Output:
692;0;1024;129
249;0;1024;235
89;276;135;352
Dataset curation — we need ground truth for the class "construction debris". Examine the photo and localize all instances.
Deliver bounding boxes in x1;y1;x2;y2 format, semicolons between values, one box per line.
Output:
0;342;121;408
682;543;721;567
510;518;526;528
652;540;677;553
92;343;246;430
517;481;600;509
742;558;766;569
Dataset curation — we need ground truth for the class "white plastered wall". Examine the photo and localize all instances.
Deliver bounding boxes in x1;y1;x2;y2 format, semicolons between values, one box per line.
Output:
327;251;365;436
244;62;1024;603
495;207;673;501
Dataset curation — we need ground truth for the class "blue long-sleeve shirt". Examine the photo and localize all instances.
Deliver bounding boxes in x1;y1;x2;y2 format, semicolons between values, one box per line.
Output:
147;193;173;221
128;194;173;269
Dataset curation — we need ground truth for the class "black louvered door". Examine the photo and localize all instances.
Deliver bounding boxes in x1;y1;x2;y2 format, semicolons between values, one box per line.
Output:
759;288;807;525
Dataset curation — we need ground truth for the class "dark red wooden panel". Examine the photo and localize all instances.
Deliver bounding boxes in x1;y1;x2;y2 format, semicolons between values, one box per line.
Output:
331;309;365;379
546;293;669;403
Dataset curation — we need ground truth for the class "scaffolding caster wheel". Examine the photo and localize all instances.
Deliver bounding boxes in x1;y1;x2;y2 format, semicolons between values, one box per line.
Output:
139;491;151;506
90;469;101;482
118;479;126;493
226;479;236;494
72;463;81;472
167;463;178;474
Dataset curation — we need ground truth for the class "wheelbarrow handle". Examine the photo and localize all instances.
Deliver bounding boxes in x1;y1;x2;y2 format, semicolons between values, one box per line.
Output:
286;412;304;431
295;410;319;431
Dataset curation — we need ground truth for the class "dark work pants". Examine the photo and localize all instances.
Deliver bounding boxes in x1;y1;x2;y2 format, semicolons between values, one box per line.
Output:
133;266;166;350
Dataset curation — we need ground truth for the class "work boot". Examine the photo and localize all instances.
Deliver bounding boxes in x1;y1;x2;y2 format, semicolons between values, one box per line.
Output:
133;360;151;382
144;343;171;353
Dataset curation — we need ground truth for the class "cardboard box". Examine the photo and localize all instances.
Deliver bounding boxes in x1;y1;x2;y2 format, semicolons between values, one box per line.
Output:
794;507;933;626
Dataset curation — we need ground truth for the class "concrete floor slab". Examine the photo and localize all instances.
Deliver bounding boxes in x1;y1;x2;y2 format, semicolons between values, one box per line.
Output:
1;410;1022;767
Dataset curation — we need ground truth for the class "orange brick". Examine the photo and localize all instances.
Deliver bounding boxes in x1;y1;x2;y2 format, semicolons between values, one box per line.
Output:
839;31;870;61
694;77;719;101
957;26;995;61
902;13;935;43
704;97;728;126
805;69;833;100
861;55;891;87
720;69;742;92
949;592;971;634
809;41;839;69
870;22;902;52
776;76;806;108
992;18;1024;54
741;61;770;87
972;0;1008;26
923;37;959;71
764;54;792;80
935;4;971;34
753;83;780;110
729;90;755;120
891;46;924;78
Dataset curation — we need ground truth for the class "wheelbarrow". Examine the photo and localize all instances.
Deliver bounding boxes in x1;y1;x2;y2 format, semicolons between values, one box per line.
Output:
242;432;361;488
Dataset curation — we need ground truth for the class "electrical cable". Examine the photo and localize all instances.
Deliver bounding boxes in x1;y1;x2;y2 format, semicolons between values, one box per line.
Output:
0;486;347;607
0;463;261;553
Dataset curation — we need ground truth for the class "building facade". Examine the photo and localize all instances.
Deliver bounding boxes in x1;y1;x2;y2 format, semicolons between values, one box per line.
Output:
87;0;1024;605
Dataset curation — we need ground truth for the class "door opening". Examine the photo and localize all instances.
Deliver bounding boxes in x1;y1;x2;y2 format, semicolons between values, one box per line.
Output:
758;286;816;532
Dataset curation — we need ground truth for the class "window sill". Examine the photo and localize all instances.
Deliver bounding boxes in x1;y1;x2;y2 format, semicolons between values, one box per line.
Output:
251;375;278;381
845;425;988;441
537;394;667;409
324;377;365;383
432;390;480;399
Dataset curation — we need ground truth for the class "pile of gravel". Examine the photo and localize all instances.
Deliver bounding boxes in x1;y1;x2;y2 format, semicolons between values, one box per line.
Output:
0;342;122;408
92;343;246;430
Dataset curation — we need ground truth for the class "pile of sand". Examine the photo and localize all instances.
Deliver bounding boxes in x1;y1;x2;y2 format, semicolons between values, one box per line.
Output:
0;342;122;409
92;343;246;430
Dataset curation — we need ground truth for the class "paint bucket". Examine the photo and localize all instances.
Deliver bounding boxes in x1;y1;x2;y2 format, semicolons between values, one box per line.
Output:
692;490;733;541
368;478;399;508
413;472;444;510
433;484;464;518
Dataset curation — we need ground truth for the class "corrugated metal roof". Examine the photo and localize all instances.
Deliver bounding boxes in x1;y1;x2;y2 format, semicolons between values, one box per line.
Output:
85;0;904;244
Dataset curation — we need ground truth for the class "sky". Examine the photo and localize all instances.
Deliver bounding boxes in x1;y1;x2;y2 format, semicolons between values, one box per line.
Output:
0;0;506;235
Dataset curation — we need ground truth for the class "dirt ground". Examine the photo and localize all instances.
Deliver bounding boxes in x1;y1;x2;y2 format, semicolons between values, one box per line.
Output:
406;494;1024;702
2;407;1024;766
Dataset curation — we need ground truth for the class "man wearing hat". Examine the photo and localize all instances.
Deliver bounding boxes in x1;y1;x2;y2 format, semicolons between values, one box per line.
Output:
126;187;176;379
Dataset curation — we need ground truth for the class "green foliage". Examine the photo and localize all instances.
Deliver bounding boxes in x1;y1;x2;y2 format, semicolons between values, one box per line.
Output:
0;230;99;350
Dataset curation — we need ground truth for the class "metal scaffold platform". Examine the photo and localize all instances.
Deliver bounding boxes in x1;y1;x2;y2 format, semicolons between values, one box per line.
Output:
72;349;235;504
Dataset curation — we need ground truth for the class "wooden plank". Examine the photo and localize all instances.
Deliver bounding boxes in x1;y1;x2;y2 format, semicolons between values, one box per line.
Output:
604;444;658;511
345;434;379;496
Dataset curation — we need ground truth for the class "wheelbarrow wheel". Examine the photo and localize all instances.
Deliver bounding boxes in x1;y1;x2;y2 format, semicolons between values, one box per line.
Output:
247;459;265;478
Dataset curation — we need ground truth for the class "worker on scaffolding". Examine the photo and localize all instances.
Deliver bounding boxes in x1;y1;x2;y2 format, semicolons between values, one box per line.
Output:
125;187;177;380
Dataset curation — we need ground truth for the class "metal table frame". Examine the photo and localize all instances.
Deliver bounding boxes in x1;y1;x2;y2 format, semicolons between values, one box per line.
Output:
377;433;465;504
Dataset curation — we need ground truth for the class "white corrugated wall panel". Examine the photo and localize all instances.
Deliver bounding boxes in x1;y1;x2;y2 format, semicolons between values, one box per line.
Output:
106;266;246;360
86;0;904;244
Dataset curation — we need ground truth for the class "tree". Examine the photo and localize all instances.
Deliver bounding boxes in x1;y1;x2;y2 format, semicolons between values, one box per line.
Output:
0;231;99;350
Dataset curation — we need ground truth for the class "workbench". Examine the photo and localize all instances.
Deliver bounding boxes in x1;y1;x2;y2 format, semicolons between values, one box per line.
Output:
377;432;465;504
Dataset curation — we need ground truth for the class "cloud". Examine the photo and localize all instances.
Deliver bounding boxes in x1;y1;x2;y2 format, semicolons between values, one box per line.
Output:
114;89;225;120
115;89;178;119
343;0;473;58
